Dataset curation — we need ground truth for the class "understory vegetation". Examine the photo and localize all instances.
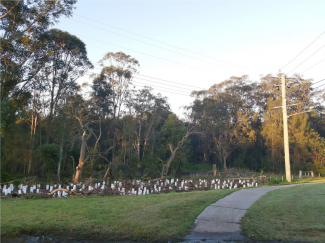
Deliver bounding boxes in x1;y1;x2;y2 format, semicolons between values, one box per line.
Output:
1;1;325;184
242;183;325;242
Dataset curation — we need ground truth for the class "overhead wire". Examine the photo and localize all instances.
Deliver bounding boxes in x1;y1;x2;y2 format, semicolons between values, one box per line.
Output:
74;13;244;68
132;80;191;95
131;84;191;97
286;45;325;74
69;19;225;68
281;30;325;71
314;83;325;89
76;34;213;73
134;74;206;90
86;67;200;95
302;58;325;74
132;77;197;92
311;79;325;86
91;65;207;90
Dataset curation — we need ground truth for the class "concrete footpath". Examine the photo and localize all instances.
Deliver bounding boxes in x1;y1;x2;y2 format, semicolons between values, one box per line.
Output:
183;184;300;243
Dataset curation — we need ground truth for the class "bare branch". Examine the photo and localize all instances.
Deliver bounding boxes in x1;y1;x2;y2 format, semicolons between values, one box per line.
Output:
0;0;21;19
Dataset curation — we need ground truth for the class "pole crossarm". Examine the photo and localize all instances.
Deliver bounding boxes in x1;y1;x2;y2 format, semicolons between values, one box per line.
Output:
272;104;298;109
288;110;313;118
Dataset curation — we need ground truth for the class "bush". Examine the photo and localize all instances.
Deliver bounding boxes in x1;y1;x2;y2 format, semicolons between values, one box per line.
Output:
308;161;325;175
36;144;60;175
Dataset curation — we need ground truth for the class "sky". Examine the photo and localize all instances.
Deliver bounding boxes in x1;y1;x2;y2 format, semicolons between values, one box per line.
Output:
54;0;325;117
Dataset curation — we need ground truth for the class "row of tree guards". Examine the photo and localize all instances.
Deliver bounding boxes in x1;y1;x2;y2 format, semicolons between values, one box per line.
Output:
0;178;258;198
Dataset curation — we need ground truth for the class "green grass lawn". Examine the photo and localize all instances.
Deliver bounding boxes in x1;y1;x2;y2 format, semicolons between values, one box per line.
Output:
265;175;325;186
1;189;236;242
242;183;325;242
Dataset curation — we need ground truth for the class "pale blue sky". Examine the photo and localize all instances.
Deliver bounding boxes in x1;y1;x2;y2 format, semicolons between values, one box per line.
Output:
55;0;325;116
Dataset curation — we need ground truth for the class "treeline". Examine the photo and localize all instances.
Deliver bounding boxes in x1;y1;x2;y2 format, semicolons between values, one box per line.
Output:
1;1;325;183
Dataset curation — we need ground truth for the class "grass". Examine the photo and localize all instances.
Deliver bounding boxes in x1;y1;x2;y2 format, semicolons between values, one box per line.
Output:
265;175;325;186
266;175;325;186
242;183;325;242
1;189;237;242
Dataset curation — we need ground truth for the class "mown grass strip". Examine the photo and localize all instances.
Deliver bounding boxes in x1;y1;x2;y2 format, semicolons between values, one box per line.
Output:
1;189;236;242
242;183;325;242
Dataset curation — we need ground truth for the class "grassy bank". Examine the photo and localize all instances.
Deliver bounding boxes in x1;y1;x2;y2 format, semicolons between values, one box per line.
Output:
1;189;236;242
242;183;325;242
265;175;325;186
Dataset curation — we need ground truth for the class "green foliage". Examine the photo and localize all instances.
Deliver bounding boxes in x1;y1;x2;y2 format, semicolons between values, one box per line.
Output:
140;152;161;179
0;100;10;135
1;0;77;116
161;114;187;147
190;76;258;169
260;156;272;172
181;163;212;172
0;171;13;183
36;144;60;174
308;161;325;175
159;114;190;175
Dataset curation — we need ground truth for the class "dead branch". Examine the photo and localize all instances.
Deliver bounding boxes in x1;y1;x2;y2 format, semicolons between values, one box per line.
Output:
103;163;112;180
47;188;83;197
0;0;21;19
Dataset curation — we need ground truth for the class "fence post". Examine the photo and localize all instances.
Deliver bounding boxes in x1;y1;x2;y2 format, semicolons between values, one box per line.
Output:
299;170;302;179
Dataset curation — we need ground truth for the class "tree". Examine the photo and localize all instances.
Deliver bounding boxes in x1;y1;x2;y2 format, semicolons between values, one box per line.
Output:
0;0;77;111
64;95;99;183
159;114;192;177
39;29;93;143
96;51;139;119
1;0;77;174
190;76;257;169
260;75;324;173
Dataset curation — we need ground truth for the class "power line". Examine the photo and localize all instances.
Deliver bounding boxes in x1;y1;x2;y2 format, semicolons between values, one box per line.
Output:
311;79;325;86
281;30;325;71
132;80;191;94
87;67;205;93
70;19;225;68
91;64;207;90
74;13;245;68
85;69;192;96
133;77;196;92
76;34;213;73
287;45;325;74
302;58;325;74
132;84;191;97
134;74;206;90
314;83;325;89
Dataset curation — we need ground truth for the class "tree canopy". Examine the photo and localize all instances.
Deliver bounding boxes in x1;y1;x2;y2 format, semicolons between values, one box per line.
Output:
1;1;325;183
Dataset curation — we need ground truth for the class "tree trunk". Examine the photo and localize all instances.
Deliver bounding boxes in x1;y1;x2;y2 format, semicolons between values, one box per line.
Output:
161;164;166;178
142;123;153;159
28;134;35;174
28;106;38;174
73;131;91;184
57;136;64;182
71;156;75;181
213;164;217;177
223;154;228;169
163;128;193;176
137;122;141;160
164;144;179;176
57;119;66;182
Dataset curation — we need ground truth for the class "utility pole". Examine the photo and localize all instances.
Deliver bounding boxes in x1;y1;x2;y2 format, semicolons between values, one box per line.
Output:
281;74;292;182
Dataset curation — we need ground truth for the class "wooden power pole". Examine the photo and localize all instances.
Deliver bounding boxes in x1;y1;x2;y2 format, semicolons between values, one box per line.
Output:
281;74;292;182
